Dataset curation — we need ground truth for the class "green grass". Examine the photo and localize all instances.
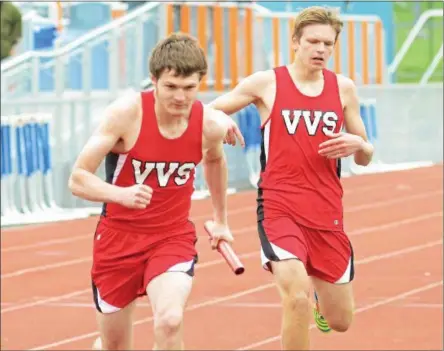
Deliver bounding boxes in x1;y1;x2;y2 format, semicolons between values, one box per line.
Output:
393;2;443;83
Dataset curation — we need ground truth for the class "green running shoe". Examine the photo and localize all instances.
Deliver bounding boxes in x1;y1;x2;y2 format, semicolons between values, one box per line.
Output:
313;292;331;333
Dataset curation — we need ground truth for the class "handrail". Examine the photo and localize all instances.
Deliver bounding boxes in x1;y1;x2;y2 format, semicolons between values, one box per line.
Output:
388;8;443;75
1;2;161;71
1;1;257;73
1;1;388;94
419;43;443;85
251;3;273;14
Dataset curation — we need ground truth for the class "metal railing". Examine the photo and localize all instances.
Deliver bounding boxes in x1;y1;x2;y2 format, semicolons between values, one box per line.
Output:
1;2;163;98
420;43;443;85
388;8;443;84
2;2;388;101
163;3;386;88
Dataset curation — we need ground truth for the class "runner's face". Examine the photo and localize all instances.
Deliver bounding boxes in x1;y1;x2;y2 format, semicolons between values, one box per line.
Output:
293;24;336;70
154;70;200;117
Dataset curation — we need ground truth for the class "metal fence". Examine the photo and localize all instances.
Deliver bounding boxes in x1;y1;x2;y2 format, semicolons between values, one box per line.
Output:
1;84;442;226
1;1;387;101
1;2;163;99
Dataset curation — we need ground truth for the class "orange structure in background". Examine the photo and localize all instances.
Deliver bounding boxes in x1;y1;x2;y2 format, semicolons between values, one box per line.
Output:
165;3;385;91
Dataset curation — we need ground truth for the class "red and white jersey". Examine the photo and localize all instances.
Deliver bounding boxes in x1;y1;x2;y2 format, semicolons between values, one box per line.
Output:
100;90;203;234
258;66;345;231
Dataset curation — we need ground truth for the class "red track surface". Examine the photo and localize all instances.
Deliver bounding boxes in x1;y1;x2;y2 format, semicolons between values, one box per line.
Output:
1;165;443;350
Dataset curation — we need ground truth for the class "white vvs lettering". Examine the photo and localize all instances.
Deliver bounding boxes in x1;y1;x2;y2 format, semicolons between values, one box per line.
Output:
282;110;338;136
132;160;195;187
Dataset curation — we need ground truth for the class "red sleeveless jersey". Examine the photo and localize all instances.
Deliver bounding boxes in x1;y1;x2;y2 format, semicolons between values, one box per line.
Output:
257;66;345;231
100;90;203;234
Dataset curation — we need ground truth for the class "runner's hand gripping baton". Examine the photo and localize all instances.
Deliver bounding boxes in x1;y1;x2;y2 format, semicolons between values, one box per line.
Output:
204;222;245;275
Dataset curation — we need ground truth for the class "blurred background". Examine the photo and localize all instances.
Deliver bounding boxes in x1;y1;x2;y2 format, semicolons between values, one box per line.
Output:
1;1;443;225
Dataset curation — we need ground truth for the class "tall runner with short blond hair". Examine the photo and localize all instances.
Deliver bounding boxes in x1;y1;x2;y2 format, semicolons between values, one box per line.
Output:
210;6;374;350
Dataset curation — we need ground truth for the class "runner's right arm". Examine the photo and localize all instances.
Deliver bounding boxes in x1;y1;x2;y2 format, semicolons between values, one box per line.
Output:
209;70;271;145
68;93;152;209
208;71;270;115
202;107;234;248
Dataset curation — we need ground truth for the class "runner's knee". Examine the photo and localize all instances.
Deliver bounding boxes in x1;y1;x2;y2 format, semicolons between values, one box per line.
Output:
154;307;184;336
282;290;311;315
98;317;132;350
272;260;310;303
324;305;354;332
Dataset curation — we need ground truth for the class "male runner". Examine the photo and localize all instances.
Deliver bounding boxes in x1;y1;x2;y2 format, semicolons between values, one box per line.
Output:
69;33;242;350
210;6;374;350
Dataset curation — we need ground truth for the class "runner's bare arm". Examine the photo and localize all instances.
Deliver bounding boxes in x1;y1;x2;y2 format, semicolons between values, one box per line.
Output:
68;93;140;203
341;75;374;166
208;70;272;146
202;107;231;225
208;71;271;115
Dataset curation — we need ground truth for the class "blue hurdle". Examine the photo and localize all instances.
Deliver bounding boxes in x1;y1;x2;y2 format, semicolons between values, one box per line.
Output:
361;99;378;145
236;105;262;188
1;113;90;227
350;98;434;175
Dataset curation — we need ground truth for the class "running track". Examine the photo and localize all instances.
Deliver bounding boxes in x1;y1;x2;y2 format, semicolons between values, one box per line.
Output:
1;165;443;350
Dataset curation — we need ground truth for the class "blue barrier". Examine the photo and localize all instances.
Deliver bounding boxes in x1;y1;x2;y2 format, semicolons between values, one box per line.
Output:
235;105;262;187
360;99;378;143
1;118;12;218
0;114;90;226
39;117;52;177
34;25;57;50
236;104;262;152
